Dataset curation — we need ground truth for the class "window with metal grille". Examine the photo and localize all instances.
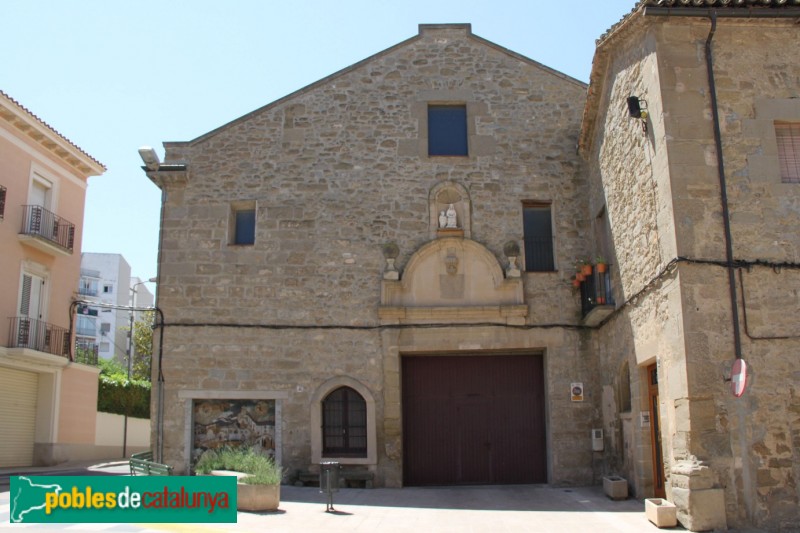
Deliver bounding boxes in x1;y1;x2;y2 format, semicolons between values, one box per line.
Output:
322;386;367;457
428;105;468;156
776;122;800;183
522;202;555;272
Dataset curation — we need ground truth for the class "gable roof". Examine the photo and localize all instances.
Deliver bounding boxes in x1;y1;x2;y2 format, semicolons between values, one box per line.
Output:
0;90;106;176
579;0;800;155
167;24;588;148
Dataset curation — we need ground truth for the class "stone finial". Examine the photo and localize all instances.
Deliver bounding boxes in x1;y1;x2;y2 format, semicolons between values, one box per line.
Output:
382;242;400;280
382;242;399;259
503;240;520;257
504;241;521;278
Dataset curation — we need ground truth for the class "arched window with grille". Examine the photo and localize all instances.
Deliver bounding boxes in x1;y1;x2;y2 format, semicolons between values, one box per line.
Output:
322;386;367;457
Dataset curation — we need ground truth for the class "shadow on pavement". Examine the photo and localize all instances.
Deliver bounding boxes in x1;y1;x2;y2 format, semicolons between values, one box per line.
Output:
279;483;647;514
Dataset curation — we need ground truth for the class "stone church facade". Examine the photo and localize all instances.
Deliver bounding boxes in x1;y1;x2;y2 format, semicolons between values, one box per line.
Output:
143;2;800;530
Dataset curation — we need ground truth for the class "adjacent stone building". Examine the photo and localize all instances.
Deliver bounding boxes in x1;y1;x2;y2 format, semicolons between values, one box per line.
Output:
580;2;800;530
143;2;799;530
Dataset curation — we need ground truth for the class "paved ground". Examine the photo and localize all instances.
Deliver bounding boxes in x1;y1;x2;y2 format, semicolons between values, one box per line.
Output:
0;460;682;532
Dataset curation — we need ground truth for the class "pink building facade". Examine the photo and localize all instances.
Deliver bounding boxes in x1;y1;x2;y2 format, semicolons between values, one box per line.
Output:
0;91;106;466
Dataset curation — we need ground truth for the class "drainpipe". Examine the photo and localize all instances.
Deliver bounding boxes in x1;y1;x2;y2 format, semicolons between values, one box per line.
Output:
703;12;743;360
644;7;750;359
645;7;758;522
154;187;167;464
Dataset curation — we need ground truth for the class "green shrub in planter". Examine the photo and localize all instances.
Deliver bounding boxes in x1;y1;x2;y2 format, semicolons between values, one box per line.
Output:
195;447;283;485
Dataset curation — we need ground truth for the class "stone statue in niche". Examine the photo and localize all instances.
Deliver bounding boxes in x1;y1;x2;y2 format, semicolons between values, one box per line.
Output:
446;204;458;228
438;211;447;229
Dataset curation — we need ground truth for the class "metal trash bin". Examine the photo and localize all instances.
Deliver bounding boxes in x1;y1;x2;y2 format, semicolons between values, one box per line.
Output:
319;461;340;512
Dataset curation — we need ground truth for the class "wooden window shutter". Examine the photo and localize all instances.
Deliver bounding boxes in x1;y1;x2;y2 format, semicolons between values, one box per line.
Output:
19;275;32;316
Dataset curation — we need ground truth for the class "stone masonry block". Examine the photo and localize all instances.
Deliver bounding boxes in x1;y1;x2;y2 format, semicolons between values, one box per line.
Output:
670;487;727;532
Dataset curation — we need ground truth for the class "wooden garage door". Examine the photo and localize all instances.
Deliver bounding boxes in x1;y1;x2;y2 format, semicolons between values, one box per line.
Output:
402;354;546;486
0;367;38;467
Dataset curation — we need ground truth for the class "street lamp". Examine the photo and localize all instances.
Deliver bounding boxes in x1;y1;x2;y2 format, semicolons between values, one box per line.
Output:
124;276;156;458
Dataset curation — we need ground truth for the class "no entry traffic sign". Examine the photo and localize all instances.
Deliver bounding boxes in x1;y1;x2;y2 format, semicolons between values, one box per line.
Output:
730;359;748;398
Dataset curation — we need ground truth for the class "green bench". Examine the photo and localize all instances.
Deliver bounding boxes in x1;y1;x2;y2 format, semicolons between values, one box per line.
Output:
129;451;173;476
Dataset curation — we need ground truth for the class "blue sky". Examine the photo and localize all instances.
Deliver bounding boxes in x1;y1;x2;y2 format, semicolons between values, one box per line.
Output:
2;0;637;283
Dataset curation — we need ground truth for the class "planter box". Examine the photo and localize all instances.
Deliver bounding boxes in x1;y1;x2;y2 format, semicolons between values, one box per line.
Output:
645;498;677;528
602;476;628;500
206;470;280;512
237;482;280;512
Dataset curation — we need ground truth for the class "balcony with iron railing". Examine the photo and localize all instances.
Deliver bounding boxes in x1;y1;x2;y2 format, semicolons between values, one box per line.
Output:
6;317;100;366
78;286;98;297
577;264;616;327
75;339;99;366
7;316;70;357
18;204;76;255
76;321;96;337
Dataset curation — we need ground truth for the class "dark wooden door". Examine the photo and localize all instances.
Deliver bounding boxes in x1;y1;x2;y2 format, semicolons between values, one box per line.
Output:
647;363;666;498
402;354;546;486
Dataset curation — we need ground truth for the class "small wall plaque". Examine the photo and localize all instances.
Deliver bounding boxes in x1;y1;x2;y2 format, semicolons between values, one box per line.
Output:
571;382;584;402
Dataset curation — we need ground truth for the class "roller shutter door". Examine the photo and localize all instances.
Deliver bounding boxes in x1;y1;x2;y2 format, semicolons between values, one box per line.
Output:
403;354;547;486
0;367;38;467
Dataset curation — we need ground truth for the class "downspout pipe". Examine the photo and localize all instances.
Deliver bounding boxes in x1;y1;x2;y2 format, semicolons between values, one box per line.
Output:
644;8;744;360
704;12;743;360
154;186;167;464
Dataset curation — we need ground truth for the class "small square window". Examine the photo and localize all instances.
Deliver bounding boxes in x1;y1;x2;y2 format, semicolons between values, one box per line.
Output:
776;122;800;183
99;342;110;353
428;105;468;156
523;202;555;272
103;284;113;294
234;209;256;245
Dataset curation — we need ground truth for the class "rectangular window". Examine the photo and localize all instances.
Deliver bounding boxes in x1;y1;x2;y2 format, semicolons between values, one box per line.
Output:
234;209;256;245
0;185;6;220
523;202;555;272
76;316;96;337
776;122;800;183
99;342;110;353
79;277;98;297
428;105;468;156
100;322;111;334
103;284;113;294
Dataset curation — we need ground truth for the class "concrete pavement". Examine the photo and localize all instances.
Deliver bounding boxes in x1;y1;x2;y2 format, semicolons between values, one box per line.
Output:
0;460;680;532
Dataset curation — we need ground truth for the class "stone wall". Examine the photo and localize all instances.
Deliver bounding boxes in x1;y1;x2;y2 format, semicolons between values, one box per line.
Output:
584;14;800;531
661;18;800;531
151;25;597;485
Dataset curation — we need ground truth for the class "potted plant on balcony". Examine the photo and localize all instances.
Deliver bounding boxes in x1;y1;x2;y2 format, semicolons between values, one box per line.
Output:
595;255;608;273
195;447;284;512
576;258;593;276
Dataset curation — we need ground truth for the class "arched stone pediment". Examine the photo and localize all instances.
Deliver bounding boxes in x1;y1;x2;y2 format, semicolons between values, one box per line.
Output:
379;237;526;325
